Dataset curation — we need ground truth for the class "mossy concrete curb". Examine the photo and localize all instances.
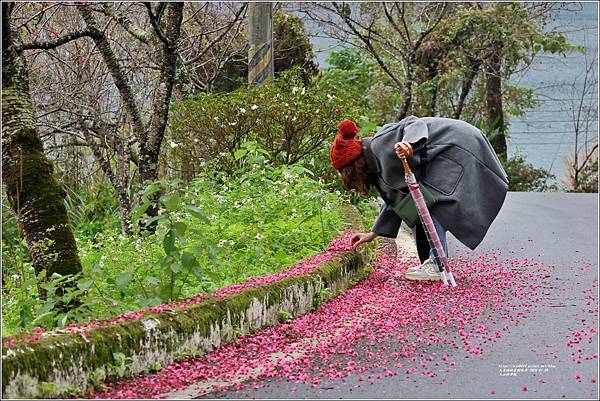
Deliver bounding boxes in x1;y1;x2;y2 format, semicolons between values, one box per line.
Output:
1;203;372;398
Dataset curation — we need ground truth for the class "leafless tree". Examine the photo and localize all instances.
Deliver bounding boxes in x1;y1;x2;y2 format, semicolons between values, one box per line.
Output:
564;48;598;192
300;2;449;121
12;2;246;234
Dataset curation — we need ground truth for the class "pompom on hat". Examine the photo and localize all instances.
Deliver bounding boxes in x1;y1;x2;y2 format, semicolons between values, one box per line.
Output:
330;119;363;170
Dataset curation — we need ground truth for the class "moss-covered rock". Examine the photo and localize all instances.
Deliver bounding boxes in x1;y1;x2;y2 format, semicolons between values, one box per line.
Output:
1;203;372;398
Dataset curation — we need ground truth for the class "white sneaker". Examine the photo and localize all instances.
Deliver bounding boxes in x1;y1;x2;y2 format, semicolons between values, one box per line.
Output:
405;258;441;281
407;258;434;272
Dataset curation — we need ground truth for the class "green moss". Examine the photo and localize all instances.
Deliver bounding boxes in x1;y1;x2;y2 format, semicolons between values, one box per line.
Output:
339;202;366;231
2;204;373;398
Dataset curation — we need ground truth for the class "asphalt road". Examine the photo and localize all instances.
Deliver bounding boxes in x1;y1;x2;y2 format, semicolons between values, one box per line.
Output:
194;192;599;400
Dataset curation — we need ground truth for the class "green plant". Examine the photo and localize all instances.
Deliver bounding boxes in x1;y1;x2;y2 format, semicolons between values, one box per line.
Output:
168;69;362;175
109;352;134;378
501;153;557;192
2;153;344;336
37;382;79;399
150;362;163;372
320;48;399;124
87;367;107;392
131;180;210;303
313;287;334;309
564;154;598;193
63;182;121;241
273;13;319;84
277;310;293;323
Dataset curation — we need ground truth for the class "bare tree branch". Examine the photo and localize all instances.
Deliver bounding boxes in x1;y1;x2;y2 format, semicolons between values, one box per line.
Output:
18;28;95;51
77;4;146;143
98;2;150;44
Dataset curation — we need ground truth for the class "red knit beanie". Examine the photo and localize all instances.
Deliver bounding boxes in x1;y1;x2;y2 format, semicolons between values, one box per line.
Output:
330;119;363;170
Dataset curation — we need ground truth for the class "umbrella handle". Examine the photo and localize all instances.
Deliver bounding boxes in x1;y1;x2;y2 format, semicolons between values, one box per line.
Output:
395;142;414;173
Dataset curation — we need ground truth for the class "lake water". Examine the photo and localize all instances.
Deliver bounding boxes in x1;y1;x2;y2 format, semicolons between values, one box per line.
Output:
303;2;598;184
509;2;598;183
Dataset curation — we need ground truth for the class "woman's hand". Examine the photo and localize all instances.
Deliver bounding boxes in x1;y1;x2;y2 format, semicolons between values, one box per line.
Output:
350;231;379;249
394;141;413;159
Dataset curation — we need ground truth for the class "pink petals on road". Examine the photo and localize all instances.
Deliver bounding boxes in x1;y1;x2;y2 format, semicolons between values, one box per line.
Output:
93;243;567;399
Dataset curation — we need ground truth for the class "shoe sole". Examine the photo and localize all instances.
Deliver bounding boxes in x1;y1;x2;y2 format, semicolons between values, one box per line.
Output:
404;274;441;281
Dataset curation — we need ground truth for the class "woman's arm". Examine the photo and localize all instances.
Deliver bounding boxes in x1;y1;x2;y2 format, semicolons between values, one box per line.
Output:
371;202;402;238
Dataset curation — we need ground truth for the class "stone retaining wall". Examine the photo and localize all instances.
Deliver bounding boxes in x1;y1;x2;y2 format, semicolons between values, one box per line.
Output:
1;203;372;398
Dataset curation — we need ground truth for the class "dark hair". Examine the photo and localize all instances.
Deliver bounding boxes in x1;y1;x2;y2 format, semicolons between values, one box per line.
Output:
339;155;373;196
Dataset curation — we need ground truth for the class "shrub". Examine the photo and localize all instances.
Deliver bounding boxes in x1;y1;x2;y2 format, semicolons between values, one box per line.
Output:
1;157;343;335
320;48;404;125
501;153;557;192
273;13;319;84
168;70;361;178
564;152;599;193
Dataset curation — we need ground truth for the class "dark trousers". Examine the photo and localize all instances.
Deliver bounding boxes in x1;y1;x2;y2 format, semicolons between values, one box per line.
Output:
415;221;431;263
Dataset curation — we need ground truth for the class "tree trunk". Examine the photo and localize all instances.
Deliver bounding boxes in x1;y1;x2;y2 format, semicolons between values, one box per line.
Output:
2;3;82;290
78;3;183;231
424;62;439;116
453;57;481;119
139;2;184;225
80;122;132;236
485;46;507;161
396;53;415;121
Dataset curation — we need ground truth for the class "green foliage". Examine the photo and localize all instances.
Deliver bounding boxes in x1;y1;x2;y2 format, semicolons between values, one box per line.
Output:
2;155;343;335
109;352;134;378
501;153;557;192
87;367;107;392
313;287;334;309
1;198;30;281
196;12;320;94
320;49;398;125
150;362;163;373
64;182;121;240
169;69;361;172
37;381;78;399
320;48;376;104
277;310;293;323
274;13;319;84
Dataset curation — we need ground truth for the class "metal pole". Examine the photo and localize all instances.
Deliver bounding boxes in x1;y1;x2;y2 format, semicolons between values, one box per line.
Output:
248;2;274;85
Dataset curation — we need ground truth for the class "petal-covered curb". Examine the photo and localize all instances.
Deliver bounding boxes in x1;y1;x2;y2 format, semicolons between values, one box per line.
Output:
1;204;371;399
89;245;598;400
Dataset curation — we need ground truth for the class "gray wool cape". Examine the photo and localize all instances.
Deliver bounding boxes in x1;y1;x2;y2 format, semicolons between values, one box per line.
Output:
363;116;509;250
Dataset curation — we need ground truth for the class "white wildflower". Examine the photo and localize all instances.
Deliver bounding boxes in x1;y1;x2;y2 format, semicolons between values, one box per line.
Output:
218;239;227;248
169;141;178;148
239;107;246;114
213;116;219;121
301;87;306;95
292;86;298;94
255;233;263;240
251;104;258;110
11;274;20;281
